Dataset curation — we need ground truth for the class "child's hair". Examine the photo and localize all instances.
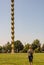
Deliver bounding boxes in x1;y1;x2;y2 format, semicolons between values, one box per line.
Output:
29;45;32;49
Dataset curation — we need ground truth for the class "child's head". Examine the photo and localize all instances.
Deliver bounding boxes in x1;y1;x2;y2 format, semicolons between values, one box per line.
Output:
29;45;32;49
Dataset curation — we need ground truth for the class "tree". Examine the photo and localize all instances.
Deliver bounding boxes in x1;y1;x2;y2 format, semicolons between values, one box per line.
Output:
2;46;7;53
42;44;44;51
0;46;2;53
2;42;11;53
14;40;24;52
5;42;11;53
22;43;30;53
31;39;41;51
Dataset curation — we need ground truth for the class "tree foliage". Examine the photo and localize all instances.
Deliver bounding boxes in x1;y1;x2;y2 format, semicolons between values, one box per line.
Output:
22;43;30;53
42;44;44;51
2;42;11;53
0;46;2;53
0;39;44;53
14;40;24;52
31;39;41;51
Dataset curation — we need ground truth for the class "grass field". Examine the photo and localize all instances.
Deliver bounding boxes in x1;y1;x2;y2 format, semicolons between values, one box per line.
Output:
0;53;44;65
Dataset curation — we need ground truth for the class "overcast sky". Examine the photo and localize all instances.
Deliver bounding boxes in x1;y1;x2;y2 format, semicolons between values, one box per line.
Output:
0;0;44;45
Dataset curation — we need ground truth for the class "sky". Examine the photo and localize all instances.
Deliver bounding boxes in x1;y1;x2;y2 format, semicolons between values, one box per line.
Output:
0;0;44;45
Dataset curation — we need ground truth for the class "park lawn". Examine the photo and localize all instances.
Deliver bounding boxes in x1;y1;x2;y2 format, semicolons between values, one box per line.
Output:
0;53;44;65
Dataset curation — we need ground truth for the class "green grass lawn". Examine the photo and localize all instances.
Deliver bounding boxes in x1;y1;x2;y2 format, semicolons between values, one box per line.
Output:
0;53;44;65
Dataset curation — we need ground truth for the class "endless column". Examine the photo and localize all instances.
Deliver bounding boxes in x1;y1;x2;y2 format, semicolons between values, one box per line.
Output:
11;0;15;53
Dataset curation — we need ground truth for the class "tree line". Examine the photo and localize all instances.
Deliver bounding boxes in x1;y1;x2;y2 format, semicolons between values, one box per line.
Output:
0;39;44;53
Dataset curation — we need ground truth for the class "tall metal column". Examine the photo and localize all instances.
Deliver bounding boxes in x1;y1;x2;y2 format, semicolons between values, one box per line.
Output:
11;0;15;53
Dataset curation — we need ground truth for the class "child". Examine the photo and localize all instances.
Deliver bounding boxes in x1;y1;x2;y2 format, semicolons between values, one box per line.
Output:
27;46;33;65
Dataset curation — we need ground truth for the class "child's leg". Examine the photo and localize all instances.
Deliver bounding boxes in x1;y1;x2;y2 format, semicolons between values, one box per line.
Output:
30;62;32;65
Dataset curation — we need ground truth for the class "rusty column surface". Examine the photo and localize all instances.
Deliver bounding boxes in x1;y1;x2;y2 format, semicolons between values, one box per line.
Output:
11;0;15;53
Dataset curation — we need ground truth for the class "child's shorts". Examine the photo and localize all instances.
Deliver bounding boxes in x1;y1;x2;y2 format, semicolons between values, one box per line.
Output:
28;56;33;62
